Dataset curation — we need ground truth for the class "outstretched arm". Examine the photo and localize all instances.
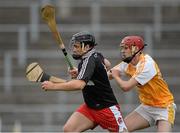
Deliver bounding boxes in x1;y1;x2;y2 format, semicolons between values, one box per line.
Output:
41;79;86;91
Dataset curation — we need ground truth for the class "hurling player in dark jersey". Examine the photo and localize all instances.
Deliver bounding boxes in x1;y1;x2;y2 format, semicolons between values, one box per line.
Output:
41;31;127;132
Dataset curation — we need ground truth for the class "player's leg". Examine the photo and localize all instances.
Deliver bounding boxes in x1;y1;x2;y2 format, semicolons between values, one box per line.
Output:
63;111;95;132
63;104;96;132
93;105;128;132
156;103;176;132
125;104;152;132
124;111;150;132
157;120;172;132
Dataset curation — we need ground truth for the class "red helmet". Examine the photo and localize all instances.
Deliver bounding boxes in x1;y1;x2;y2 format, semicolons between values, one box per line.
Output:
121;36;145;49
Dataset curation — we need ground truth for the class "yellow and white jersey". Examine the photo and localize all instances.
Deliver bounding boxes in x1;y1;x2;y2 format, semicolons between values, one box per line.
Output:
118;54;174;108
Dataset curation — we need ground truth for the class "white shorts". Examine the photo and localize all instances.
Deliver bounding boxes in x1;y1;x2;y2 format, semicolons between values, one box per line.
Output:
135;103;176;126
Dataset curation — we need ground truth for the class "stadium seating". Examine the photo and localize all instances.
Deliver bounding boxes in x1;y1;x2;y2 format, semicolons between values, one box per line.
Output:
0;0;179;132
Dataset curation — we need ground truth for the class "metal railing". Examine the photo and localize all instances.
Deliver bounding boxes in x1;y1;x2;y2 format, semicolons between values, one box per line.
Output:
1;0;180;90
2;24;180;92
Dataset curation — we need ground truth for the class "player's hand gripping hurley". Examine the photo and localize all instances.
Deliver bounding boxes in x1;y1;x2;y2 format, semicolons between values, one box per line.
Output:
41;4;73;69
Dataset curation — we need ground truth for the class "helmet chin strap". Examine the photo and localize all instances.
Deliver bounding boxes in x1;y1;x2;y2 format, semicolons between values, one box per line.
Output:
123;45;145;63
72;54;81;60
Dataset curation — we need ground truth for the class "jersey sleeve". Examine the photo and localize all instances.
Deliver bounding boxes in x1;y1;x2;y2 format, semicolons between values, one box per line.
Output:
114;62;127;76
77;56;95;83
97;52;105;64
119;62;127;73
133;60;157;85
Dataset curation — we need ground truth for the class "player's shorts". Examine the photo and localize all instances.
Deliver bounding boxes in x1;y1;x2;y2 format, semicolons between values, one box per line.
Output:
76;103;127;132
135;103;176;126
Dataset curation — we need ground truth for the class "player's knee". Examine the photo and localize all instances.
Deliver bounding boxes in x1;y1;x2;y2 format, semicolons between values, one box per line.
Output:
63;124;75;132
63;124;70;132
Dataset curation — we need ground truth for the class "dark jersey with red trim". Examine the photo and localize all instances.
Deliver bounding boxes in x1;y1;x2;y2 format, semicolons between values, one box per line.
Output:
77;49;118;109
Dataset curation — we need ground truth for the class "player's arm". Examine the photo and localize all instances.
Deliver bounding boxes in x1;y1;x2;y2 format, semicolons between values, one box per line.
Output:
45;53;96;92
41;79;86;91
107;63;121;80
104;58;111;71
97;52;111;71
68;67;78;79
111;69;138;92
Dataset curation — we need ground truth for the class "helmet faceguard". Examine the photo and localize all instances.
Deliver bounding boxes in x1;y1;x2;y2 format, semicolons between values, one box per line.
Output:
70;31;97;60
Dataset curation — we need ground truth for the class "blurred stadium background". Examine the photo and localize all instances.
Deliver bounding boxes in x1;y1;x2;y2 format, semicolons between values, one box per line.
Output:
0;0;180;132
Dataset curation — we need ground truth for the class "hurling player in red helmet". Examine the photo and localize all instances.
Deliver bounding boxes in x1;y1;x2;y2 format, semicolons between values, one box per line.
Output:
109;35;176;132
